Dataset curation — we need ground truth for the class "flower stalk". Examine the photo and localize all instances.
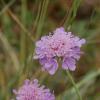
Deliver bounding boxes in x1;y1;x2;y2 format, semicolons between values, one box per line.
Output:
66;70;82;100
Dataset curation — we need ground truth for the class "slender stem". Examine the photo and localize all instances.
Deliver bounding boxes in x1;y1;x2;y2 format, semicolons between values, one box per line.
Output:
35;0;50;40
0;0;15;16
66;70;82;100
64;0;82;29
7;10;34;42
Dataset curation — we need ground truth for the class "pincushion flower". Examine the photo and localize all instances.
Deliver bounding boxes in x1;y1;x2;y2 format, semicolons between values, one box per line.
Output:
34;27;86;75
13;79;55;100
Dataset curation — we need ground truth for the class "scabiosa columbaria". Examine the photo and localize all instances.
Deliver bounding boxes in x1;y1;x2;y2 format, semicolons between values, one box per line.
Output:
34;27;86;75
13;79;55;100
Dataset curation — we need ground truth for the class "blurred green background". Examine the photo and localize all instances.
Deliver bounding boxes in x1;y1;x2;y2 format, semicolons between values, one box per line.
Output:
0;0;100;100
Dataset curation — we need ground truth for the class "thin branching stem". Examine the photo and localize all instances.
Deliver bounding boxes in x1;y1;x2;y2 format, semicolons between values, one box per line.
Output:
63;0;82;29
66;70;82;100
35;0;50;40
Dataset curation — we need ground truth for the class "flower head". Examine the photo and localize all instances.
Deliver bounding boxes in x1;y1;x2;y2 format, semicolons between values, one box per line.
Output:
13;79;55;100
34;27;86;75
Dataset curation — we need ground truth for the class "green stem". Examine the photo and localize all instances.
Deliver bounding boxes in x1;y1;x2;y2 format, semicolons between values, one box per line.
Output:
20;0;27;65
64;0;82;29
35;0;50;40
66;70;82;100
0;0;15;16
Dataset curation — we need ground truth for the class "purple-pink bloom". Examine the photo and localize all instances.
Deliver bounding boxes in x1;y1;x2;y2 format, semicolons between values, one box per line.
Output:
13;79;55;100
34;27;86;75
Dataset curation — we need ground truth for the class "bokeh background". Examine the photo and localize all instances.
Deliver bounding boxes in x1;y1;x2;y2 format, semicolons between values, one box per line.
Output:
0;0;100;100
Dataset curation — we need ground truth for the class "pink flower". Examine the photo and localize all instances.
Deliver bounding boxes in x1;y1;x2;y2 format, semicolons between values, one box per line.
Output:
34;27;86;75
13;79;55;100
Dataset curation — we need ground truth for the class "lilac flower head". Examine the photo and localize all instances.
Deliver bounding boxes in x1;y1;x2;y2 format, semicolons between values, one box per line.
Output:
13;79;55;100
34;27;86;75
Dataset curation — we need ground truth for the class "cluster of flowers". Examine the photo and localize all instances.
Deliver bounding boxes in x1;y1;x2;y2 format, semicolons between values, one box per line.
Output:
13;27;85;100
13;79;55;100
34;27;85;75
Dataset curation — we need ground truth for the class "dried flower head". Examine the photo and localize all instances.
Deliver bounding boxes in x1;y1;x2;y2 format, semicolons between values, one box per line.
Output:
13;79;55;100
34;27;86;75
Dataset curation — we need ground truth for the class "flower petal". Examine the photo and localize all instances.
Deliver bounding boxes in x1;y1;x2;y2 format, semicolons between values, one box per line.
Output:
48;59;58;75
39;57;48;65
62;57;76;71
41;58;58;75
